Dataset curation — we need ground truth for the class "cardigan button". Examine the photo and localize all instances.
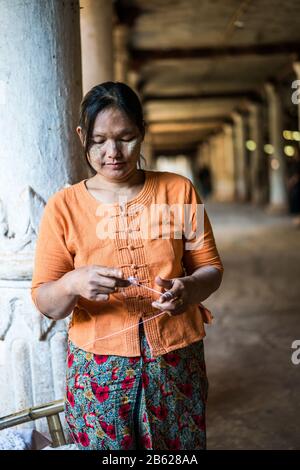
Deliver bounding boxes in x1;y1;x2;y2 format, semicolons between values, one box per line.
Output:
131;264;138;270
129;245;135;251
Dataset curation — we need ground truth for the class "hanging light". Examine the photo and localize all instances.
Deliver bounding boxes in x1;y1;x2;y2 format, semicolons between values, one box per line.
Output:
292;131;300;141
246;140;256;151
264;144;274;155
284;145;295;157
283;130;293;140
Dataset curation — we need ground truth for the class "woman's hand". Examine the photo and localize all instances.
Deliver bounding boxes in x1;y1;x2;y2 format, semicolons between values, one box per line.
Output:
67;265;131;302
151;275;193;316
151;267;222;316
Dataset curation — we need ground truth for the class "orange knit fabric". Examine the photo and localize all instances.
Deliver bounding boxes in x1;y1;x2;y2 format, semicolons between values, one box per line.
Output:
31;170;223;357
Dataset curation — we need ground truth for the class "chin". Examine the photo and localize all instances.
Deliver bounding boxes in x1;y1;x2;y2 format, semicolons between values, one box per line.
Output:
105;163;136;173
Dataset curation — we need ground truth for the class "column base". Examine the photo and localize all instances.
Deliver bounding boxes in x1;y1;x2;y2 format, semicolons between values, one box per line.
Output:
265;202;288;215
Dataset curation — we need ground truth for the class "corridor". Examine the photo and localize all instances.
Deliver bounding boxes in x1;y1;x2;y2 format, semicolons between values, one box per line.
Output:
204;203;300;449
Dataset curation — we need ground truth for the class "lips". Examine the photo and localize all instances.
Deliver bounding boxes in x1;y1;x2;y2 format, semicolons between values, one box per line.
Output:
106;162;126;166
106;162;126;170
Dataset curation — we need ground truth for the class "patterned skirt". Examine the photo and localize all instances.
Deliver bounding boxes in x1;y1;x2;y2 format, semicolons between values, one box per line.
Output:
64;321;209;450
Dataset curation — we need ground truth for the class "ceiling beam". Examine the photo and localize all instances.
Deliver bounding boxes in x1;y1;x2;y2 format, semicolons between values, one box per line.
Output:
142;90;261;101
131;43;300;68
149;121;223;134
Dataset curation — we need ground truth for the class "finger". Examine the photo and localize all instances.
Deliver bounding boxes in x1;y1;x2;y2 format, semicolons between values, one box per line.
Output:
94;275;130;289
152;296;184;311
158;285;181;303
94;293;110;302
155;275;174;290
152;303;186;318
151;300;176;311
95;266;125;279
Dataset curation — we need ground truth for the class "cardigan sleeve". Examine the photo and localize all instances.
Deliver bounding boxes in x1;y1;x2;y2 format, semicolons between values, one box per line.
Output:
181;179;224;276
31;194;74;311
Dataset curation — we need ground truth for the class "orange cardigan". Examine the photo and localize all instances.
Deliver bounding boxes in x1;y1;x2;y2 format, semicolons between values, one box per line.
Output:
31;170;223;357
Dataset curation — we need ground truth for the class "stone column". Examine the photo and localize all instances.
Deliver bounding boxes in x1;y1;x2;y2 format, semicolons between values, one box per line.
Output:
209;127;235;201
127;70;141;96
80;0;114;94
232;112;248;201
209;132;224;201
114;24;129;83
248;102;267;205
264;83;287;210
0;0;87;433
196;141;212;168
141;134;155;169
222;124;236;201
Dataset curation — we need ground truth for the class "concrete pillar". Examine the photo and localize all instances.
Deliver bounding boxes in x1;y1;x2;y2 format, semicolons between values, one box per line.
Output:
80;0;114;94
209;127;235;201
127;70;140;96
114;24;129;83
293;62;300;131
196;141;212;168
0;0;87;432
248;102;267;205
222;124;236;201
141;134;155;169
209;132;223;201
232;112;248;201
264;83;287;210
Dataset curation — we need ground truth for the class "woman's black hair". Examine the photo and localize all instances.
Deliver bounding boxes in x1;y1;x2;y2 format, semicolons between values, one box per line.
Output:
78;81;146;171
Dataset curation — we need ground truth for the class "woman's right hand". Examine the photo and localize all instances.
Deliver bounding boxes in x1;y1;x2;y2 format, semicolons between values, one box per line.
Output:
67;265;131;301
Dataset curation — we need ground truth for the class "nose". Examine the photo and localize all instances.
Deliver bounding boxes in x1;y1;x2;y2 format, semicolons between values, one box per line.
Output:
105;140;121;160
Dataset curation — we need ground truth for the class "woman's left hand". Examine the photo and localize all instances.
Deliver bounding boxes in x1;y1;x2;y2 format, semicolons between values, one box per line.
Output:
151;275;192;316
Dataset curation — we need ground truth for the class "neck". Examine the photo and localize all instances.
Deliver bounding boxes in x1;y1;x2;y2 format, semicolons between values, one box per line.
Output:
94;167;144;189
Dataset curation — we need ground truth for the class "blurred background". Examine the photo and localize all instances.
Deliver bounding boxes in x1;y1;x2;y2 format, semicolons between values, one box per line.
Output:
0;0;299;449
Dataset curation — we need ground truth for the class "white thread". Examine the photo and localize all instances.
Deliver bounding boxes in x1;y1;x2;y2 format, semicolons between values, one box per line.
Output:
127;276;166;296
76;309;168;350
73;277;175;350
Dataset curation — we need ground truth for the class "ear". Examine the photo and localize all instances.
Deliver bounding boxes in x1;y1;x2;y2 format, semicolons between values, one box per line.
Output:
76;126;85;145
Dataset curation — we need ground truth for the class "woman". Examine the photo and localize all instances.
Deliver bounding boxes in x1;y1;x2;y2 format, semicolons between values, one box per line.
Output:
31;82;223;450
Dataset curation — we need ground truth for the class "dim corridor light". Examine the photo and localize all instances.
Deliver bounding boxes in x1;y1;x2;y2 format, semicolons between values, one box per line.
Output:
283;130;300;141
292;131;300;141
264;144;274;155
284;145;295;157
246;140;256;151
283;130;293;140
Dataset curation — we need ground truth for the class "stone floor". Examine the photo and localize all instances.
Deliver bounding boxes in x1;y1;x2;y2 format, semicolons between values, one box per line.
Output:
202;201;300;450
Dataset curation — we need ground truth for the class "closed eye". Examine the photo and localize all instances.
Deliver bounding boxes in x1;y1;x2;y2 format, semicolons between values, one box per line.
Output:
90;140;104;145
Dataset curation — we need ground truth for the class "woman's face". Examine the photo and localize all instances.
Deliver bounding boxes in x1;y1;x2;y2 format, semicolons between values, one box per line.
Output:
77;106;143;180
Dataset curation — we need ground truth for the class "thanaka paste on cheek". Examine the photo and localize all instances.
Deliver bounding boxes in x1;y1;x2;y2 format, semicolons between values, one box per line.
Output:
123;137;140;155
89;144;103;160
